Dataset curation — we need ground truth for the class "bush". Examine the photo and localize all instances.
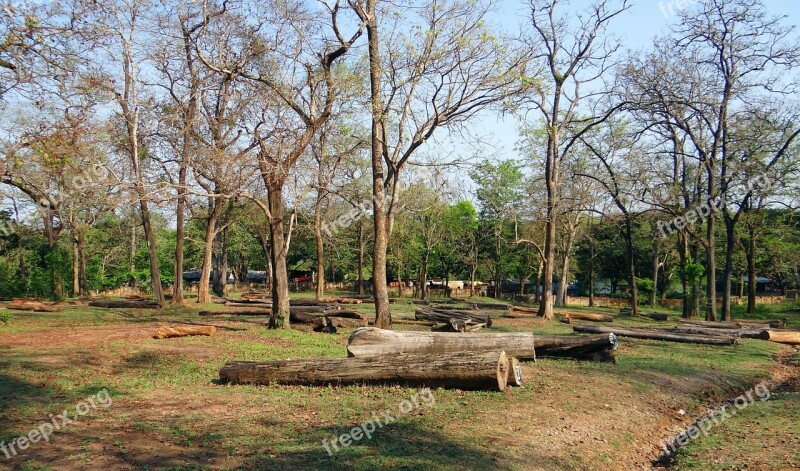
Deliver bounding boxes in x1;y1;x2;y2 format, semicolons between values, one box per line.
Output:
0;311;11;325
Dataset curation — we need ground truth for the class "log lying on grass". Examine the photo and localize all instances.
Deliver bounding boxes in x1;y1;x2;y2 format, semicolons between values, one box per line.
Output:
154;325;217;339
737;318;788;329
510;305;539;315
219;351;511;391
677;319;742;329
572;324;739;346
89;299;160;309
346;327;618;363
222;302;272;309
200;308;270;316
557;312;613;323
757;330;800;345
7;300;61;312
531;334;619;363
415;308;492;327
431;319;486;333
472;302;511;311
672;326;766;338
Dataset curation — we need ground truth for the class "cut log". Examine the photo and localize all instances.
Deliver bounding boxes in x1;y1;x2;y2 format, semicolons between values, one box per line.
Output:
347;327;535;360
757;330;800;345
7;301;60;312
241;292;269;300
557;312;614;323
88;299;160;309
432;318;468;333
737;318;787;329
346;327;617;363
393;319;437;327
677;319;742;329
415;308;492;327
219;351;510;391
646;313;669;321
200;309;270;316
531;334;619;363
431;304;477;310
672;326;766;338
290;311;323;324
222;303;272;309
324;315;368;329
472;302;511;311
510;305;539;315
572;324;739;346
337;298;363;305
507;357;523;387
327;310;367;320
291;305;334;313
154;325;217;339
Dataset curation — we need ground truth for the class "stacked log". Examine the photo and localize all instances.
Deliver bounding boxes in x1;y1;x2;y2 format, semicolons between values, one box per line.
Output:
757;330;800;345
346;327;618;363
154;325;217;339
572;324;739;346
431;318;486;333
415;308;493;327
89;299;160;309
736;318;788;329
219;351;512;391
677;319;742;329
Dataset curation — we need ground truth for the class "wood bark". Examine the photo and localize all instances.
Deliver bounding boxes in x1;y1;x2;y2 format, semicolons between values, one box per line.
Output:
154;325;217;339
415;308;492;327
219;351;510;391
757;330;800;345
557;312;613;323
572;324;739;346
88;299;160;309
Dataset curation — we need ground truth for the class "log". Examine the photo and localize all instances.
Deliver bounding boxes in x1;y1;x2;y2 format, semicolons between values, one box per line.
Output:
346;327;617;363
430;304;477;310
291;305;335;313
338;298;363;305
393;319;437;327
472;302;511;311
290;311;323;324
572;324;739;346
154;325;217;339
222;303;272;309
7;301;60;312
200;309;270;316
432;318;468;333
328;310;367;320
646;313;669;321
672;326;766;338
510;305;539;315
531;334;619;363
677;319;742;329
737;318;787;329
757;330;800;345
219;351;511;391
324;315;368;329
241;292;269;300
507;357;523;387
415;308;492;327
89;299;160;309
347;327;535;360
557;312;614;324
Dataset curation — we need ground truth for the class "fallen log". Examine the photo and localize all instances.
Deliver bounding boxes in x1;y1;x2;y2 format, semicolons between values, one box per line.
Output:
337;298;363;305
200;309;270;316
324;315;368;329
572;324;739;346
646;313;669;321
327;310;367;320
154;325;217;339
677;319;742;329
757;330;800;345
531;334;619;363
672;326;766;338
415;308;492;327
241;292;269;300
346;327;617;363
89;299;160;309
347;327;535;360
432;318;468;333
7;301;61;312
737;318;788;329
219;351;511;391
393;319;437;327
558;312;613;323
430;304;477;310
510;305;539;315
472;302;511;311
223;302;272;309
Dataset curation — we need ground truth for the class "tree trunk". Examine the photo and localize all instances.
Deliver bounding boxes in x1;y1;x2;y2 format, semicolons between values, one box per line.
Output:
746;225;756;315
706;211;717;321
267;182;290;328
419;252;429;300
588;240;594;307
314;196;325;300
721;217;735;321
197;202;222;304
556;252;570;307
43;211;64;301
624;215;639;316
650;237;660;306
72;235;80;296
212;225;229;298
219;351;511;391
357;220;366;296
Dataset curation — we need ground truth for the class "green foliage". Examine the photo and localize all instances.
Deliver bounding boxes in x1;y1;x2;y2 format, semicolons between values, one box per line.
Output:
0;311;10;325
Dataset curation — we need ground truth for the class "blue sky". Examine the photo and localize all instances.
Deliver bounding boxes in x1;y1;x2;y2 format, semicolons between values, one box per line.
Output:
468;0;800;165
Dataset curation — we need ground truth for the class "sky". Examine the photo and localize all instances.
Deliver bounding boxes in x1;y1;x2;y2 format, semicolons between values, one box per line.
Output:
470;0;800;165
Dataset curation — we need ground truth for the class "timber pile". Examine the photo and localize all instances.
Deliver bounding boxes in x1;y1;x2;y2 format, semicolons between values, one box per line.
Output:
154;325;217;339
415;308;493;327
572;324;739;346
6;300;61;312
431;318;487;333
346;327;618;363
557;312;613;323
89;299;160;309
219;351;513;391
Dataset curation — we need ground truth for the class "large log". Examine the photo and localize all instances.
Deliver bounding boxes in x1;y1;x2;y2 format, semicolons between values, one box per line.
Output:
757;330;800;345
510;305;539;315
325;316;368;329
677;319;742;329
531;334;619;363
347;327;535;360
415;308;492;327
7;301;60;312
346;327;617;363
154;325;217;339
219;351;511;391
557;312;614;323
672;326;766;339
572;324;739;346
89;299;160;309
737;318;788;329
472;302;511;311
200;309;270;316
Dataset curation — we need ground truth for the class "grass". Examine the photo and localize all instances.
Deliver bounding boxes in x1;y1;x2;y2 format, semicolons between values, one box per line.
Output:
0;294;797;470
